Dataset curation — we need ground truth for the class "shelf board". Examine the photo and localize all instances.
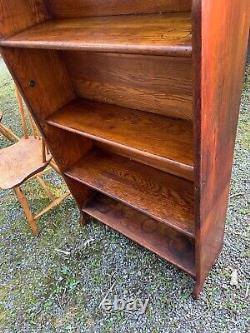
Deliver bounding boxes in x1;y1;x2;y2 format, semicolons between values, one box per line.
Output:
83;193;195;277
0;13;192;56
47;99;194;181
65;149;195;238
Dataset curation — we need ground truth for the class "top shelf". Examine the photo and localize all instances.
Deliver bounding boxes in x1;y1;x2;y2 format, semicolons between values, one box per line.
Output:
0;13;192;57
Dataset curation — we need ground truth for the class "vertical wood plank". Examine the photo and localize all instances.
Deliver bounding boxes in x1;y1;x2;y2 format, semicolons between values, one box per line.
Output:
193;0;250;297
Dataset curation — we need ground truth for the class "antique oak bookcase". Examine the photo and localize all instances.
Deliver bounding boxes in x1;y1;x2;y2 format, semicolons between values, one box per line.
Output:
0;1;249;298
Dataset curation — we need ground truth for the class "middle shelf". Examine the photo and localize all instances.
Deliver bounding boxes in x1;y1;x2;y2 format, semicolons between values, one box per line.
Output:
64;148;195;238
47;98;194;180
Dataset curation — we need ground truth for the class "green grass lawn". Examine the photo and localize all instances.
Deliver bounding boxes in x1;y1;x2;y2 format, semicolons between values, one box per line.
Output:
0;58;249;332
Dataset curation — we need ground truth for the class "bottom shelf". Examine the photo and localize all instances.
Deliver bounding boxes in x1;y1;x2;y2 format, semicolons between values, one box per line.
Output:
83;193;195;277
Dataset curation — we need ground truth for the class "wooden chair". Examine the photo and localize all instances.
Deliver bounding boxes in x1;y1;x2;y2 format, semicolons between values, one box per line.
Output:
0;87;70;235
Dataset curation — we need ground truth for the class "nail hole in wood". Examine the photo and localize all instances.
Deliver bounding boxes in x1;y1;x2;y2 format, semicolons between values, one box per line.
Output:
29;80;36;88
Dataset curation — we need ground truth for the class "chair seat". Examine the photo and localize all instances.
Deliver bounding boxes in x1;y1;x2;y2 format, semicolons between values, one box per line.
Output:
0;137;51;189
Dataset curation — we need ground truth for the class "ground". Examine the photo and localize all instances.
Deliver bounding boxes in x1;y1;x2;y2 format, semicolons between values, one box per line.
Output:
0;57;249;333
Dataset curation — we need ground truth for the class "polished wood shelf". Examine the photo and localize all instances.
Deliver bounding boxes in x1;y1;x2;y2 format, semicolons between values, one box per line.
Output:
47;99;194;180
65;149;195;238
83;193;195;276
0;13;192;56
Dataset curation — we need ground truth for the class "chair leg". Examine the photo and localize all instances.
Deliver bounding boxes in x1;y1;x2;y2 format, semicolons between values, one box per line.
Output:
14;186;39;236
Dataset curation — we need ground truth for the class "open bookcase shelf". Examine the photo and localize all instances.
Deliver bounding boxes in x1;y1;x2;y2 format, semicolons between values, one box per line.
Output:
47;98;194;181
1;13;192;56
65;148;194;238
82;193;195;276
1;0;248;298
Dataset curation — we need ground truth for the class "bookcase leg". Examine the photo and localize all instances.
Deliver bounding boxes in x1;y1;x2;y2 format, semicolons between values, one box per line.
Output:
192;280;204;300
79;212;91;226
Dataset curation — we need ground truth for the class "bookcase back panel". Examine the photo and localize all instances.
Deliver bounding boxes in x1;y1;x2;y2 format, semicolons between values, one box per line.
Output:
46;0;192;18
62;52;193;120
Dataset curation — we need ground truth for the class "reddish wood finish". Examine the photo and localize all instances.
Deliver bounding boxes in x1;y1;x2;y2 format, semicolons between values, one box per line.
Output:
62;52;193;120
0;0;49;39
0;14;192;57
192;0;250;298
46;0;192;17
47;98;194;180
1;48;75;119
83;193;195;276
0;0;249;298
65;149;194;238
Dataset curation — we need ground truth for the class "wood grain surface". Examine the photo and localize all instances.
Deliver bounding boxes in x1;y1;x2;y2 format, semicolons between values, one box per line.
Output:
46;0;192;18
0;0;48;39
192;0;250;298
47;98;194;180
0;13;192;57
65;149;195;238
62;52;193;120
83;193;195;276
0;138;50;190
1;0;248;297
0;47;94;212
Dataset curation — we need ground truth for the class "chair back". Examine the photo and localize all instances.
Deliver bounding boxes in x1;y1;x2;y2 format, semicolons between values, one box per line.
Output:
15;87;47;163
15;87;38;139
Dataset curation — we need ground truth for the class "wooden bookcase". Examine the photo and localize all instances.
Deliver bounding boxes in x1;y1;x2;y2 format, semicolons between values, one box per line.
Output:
0;1;249;298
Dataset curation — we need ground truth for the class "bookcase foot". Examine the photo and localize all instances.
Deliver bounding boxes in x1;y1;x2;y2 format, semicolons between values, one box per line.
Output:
192;281;204;300
79;212;91;225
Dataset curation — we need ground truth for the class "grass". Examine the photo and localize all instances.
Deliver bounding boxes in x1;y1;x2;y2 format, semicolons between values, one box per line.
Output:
0;58;249;332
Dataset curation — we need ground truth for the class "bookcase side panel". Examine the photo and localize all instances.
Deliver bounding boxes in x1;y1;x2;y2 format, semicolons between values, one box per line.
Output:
0;0;49;39
1;47;94;210
1;48;75;120
193;0;250;297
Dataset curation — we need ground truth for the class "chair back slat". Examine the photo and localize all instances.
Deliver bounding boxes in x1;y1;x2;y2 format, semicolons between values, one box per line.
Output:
27;111;38;138
42;138;46;163
15;86;48;164
15;87;28;139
